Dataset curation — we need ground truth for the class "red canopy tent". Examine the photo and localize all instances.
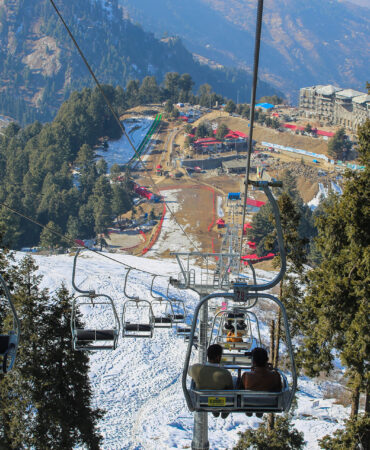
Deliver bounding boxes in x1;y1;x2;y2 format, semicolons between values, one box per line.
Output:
216;218;226;228
246;198;265;207
243;223;252;235
241;253;275;264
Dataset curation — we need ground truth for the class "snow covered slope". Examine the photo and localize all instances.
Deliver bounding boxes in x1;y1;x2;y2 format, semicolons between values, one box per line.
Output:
14;252;349;449
102;117;154;170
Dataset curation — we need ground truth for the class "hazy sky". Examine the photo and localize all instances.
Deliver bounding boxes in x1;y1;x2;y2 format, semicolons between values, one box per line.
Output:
344;0;369;7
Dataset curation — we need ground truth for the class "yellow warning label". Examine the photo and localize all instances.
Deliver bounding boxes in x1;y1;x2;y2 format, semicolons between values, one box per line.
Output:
208;397;226;407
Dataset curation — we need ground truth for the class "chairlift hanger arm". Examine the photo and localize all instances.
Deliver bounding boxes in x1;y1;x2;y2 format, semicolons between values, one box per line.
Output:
150;275;162;301
72;249;95;295
123;268;140;300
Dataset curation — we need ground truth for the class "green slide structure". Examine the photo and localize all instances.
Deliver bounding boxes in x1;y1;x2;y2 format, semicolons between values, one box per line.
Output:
129;113;162;165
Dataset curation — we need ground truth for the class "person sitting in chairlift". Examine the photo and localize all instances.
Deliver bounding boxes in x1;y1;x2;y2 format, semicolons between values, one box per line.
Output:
241;347;282;418
189;344;233;419
226;325;244;343
225;319;246;343
241;347;282;392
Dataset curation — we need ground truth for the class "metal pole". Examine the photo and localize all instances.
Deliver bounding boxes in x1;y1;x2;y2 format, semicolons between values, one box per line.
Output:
238;0;264;275
192;298;209;450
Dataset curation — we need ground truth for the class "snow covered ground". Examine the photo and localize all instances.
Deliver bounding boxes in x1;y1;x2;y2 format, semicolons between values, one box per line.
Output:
217;196;224;218
101;117;154;170
13;250;349;449
150;189;202;257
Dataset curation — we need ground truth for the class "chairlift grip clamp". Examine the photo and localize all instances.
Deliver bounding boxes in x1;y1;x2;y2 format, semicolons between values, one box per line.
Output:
169;277;180;287
247;180;283;188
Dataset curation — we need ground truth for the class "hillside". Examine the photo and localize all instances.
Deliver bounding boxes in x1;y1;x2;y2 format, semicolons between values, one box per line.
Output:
119;0;370;101
16;251;350;449
0;0;279;124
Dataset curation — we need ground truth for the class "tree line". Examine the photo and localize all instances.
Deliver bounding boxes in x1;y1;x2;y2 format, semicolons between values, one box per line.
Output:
0;72;230;250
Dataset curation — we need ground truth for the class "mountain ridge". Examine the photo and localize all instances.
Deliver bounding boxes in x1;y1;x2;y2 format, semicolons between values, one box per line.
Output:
119;0;370;101
0;0;280;124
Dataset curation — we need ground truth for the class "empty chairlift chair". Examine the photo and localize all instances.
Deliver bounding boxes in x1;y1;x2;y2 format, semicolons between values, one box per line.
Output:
71;249;120;351
166;282;191;337
122;269;154;338
0;274;20;374
150;276;173;329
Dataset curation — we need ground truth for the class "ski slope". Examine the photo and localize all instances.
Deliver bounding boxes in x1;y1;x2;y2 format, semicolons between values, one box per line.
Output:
14;251;349;449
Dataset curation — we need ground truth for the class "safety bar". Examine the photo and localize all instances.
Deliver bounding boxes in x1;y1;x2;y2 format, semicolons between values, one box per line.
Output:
72;248;95;295
183;292;297;412
71;293;120;338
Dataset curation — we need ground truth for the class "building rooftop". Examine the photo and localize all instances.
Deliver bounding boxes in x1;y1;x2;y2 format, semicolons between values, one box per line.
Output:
316;85;341;96
336;89;365;99
222;159;251;170
352;94;370;104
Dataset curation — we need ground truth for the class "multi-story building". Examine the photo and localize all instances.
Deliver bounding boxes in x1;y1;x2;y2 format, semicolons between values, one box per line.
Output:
299;85;370;131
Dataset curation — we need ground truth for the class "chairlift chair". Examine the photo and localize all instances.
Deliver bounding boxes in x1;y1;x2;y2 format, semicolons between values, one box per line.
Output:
166;282;187;324
122;269;154;338
150;275;173;329
208;309;256;367
0;274;20;373
184;291;296;415
71;249;120;351
182;181;297;415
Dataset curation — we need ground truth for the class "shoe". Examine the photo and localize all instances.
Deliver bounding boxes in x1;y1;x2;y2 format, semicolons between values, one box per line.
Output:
245;412;252;417
212;412;220;417
221;412;229;419
256;413;263;418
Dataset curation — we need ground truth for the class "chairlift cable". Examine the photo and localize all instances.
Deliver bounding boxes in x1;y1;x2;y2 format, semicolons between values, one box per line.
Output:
238;0;264;272
48;0;206;260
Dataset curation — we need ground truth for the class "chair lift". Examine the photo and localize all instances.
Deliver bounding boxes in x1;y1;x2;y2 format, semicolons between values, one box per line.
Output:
165;281;193;338
166;281;187;324
150;275;173;329
0;274;20;374
209;309;261;367
122;268;154;338
182;181;297;415
71;249;120;351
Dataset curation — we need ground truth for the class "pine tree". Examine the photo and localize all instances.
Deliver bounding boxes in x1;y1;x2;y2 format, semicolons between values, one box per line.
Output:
33;285;103;449
93;175;113;235
233;415;305;450
299;119;370;417
328;128;352;160
39;220;64;249
319;414;370;450
0;256;103;448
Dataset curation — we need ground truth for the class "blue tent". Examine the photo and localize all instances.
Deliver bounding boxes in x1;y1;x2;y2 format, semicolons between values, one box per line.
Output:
256;103;274;110
228;192;241;200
